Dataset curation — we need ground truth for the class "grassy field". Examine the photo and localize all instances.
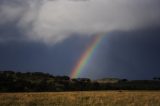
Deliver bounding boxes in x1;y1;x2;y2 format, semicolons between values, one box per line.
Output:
0;91;160;106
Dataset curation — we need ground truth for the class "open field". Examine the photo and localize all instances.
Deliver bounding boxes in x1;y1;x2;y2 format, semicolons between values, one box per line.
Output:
0;91;160;106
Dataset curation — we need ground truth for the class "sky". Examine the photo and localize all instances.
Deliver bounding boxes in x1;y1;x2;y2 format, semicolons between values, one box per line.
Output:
0;0;160;79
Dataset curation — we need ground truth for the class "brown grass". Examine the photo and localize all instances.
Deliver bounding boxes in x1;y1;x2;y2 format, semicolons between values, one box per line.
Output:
0;91;160;106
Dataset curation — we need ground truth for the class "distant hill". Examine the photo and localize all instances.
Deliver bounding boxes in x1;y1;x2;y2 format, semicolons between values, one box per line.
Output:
95;78;122;83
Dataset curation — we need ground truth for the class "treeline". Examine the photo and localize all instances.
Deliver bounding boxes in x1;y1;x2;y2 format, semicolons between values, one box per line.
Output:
0;71;160;92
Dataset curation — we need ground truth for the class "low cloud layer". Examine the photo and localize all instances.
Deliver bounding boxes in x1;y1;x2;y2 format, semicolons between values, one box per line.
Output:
0;0;160;44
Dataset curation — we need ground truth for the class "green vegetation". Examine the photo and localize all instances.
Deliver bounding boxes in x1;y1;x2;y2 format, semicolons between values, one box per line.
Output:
0;70;160;92
0;91;160;106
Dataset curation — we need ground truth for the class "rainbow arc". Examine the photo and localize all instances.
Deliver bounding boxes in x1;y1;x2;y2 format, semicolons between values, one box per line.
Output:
70;34;104;79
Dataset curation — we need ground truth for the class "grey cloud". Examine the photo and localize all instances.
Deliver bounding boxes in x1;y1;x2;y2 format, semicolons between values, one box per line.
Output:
0;0;160;44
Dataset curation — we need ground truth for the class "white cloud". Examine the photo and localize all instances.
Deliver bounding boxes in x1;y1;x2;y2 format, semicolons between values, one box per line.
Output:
0;0;160;44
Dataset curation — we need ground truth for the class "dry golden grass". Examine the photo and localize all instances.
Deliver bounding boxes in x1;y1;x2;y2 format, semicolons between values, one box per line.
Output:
0;91;160;106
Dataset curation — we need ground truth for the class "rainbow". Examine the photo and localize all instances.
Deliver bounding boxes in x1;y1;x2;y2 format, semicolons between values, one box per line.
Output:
70;34;104;79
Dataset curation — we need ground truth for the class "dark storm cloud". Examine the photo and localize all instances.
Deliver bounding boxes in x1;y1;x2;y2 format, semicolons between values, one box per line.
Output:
0;35;91;75
0;0;160;44
89;27;160;79
1;26;160;79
